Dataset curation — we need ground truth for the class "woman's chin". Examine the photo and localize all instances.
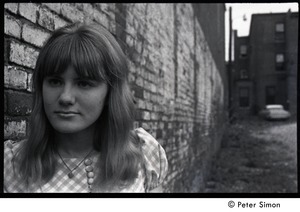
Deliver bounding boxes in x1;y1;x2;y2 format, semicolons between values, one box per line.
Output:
52;125;84;134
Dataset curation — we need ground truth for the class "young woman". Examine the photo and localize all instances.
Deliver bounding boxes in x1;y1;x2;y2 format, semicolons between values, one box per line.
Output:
4;22;168;193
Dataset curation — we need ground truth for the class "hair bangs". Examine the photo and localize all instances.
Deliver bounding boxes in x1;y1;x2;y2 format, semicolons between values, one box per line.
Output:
40;35;72;79
71;34;108;83
40;34;108;83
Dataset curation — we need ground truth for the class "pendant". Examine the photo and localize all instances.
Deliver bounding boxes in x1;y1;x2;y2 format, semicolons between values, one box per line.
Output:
68;172;74;178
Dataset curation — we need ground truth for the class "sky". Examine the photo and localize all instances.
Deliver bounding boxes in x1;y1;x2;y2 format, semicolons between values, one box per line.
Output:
225;3;299;61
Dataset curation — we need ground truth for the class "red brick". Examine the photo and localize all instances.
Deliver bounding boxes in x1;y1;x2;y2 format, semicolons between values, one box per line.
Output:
141;122;150;130
38;7;56;31
4;119;27;139
6;91;33;116
128;72;135;84
4;14;22;38
27;73;33;92
4;66;28;90
61;3;84;22
42;3;61;14
4;3;18;14
93;8;110;29
9;41;39;69
22;23;50;47
145;102;153;111
76;3;94;18
142;111;150;120
136;76;144;87
137;99;145;109
96;3;115;18
19;3;39;23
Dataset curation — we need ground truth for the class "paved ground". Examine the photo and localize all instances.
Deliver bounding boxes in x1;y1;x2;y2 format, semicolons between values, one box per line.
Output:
205;117;297;193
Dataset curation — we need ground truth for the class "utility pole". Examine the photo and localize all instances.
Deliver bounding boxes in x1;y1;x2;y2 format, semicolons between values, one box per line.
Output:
228;6;233;122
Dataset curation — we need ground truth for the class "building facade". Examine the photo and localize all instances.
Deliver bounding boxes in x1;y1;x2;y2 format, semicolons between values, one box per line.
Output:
232;10;298;118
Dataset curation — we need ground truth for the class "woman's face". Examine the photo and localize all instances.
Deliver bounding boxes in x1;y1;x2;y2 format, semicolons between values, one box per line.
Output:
42;66;108;134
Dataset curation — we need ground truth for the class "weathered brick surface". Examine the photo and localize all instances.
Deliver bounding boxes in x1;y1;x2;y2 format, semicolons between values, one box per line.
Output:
22;23;50;47
27;73;33;92
38;6;56;31
53;16;69;30
93;7;111;30
9;41;39;69
4;3;227;193
4;3;18;14
6;91;33;116
4;66;28;90
40;4;69;30
4;119;27;140
4;14;22;39
61;3;85;23
42;3;61;14
19;3;39;23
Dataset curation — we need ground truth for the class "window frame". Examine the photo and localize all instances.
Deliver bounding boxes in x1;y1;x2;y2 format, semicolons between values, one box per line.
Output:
239;45;247;58
240;69;248;79
275;23;285;32
275;23;285;41
239;86;250;108
265;86;276;105
275;53;285;71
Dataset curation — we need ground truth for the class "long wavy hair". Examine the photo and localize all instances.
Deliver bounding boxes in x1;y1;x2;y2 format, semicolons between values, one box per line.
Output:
16;22;142;190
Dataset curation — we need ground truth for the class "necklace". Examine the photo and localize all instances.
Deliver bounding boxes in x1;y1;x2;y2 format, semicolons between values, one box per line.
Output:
57;149;94;179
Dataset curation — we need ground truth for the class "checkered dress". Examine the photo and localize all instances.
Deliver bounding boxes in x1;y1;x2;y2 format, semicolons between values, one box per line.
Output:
3;128;168;193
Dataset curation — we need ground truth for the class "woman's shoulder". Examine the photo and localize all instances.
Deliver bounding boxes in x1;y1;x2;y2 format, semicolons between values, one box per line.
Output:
4;139;27;193
133;128;168;192
134;128;165;155
4;139;26;170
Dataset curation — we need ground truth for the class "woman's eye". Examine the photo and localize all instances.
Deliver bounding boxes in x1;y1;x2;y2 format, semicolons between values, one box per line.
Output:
48;78;62;86
78;81;92;88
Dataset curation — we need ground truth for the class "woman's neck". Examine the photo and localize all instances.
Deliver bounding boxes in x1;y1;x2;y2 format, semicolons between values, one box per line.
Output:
54;125;96;158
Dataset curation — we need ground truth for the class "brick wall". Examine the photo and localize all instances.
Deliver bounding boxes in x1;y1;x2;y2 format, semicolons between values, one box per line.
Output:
4;3;227;192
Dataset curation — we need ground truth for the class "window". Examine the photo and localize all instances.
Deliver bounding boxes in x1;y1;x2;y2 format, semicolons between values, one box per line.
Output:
276;54;284;63
265;86;276;105
275;23;285;41
239;87;250;107
275;23;284;32
275;53;285;70
240;69;248;79
240;45;247;58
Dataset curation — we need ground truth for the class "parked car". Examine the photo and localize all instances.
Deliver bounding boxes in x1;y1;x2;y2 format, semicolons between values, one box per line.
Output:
259;104;291;120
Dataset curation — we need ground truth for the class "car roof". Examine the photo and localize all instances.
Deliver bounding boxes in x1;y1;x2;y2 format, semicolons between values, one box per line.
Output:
266;104;283;109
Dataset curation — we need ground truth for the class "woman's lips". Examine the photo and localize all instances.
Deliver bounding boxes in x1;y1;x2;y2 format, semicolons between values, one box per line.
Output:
55;111;79;114
54;111;79;118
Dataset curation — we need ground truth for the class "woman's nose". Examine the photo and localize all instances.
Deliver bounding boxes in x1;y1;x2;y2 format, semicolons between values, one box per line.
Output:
58;85;75;106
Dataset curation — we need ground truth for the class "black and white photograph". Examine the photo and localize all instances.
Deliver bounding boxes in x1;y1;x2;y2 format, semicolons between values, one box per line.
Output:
3;2;298;198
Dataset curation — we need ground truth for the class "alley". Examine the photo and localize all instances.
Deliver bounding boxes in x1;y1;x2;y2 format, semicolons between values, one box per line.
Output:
205;117;297;193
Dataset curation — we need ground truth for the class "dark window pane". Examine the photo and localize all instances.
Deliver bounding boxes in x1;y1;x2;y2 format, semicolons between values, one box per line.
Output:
239;87;249;107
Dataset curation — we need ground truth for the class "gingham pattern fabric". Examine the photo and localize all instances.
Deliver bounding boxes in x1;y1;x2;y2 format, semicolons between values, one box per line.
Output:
135;128;168;191
41;155;100;193
3;128;168;193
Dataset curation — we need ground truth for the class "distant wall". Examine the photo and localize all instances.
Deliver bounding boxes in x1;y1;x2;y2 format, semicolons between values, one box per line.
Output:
286;12;298;117
4;3;227;192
